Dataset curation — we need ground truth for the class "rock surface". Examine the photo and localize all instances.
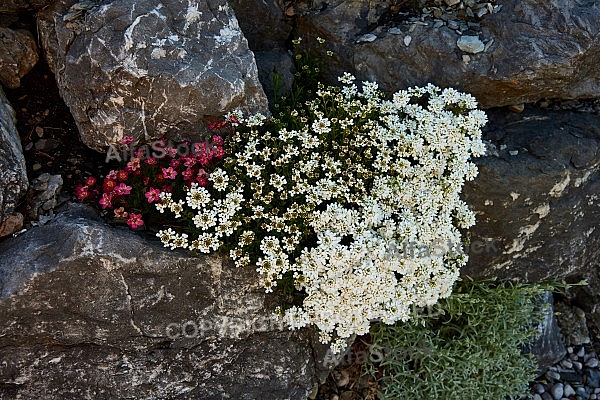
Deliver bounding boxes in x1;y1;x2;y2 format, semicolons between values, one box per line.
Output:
296;0;600;108
462;108;600;287
38;0;269;151
0;204;319;399
0;27;38;89
0;0;53;13
0;86;28;236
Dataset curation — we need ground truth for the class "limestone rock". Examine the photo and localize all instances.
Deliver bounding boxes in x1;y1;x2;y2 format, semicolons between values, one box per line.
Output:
0;85;28;234
0;27;38;89
38;0;269;151
462;108;600;288
297;0;600;108
0;204;319;399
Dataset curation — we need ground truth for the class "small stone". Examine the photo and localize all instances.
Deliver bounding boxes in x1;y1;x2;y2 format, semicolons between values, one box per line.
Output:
448;20;460;29
35;126;44;137
404;35;412;46
542;393;553;400
550;383;564;400
32;163;42;171
573;361;583;370
546;370;561;381
564;384;576;397
561;359;573;369
578;347;585;358
534;383;546;394
567;346;574;354
443;0;460;6
457;35;485;54
508;103;525;113
0;213;24;237
509;150;519;156
476;7;488;17
585;358;598;368
388;27;402;35
533;395;542;400
333;370;350;387
356;33;377;43
462;54;471;63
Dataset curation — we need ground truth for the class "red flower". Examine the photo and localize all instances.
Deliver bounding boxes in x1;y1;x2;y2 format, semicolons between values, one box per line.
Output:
114;183;132;195
85;176;97;187
145;188;161;203
103;179;117;192
75;184;89;200
99;193;113;209
145;157;157;165
117;169;129;181
114;207;128;218
127;213;144;229
126;158;141;173
182;168;195;182
162;167;177;180
120;135;135;145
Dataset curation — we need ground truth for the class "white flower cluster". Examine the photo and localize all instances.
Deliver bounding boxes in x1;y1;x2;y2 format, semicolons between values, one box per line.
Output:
156;74;487;354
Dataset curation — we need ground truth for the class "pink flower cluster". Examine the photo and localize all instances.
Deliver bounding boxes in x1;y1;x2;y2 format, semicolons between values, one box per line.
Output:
76;133;226;230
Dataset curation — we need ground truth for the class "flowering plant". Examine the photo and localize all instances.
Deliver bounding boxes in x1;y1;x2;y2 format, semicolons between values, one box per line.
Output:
76;133;227;229
151;73;487;353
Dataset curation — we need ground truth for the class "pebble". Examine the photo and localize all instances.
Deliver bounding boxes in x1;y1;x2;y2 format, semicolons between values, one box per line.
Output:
356;33;377;43
586;358;599;368
546;370;561;381
573;361;583;370
563;384;576;397
457;35;485;53
509;150;519;156
388;27;402;35
578;347;586;358
462;54;471;63
403;35;412;46
550;383;563;400
32;163;42;171
444;0;460;5
533;395;542;400
448;20;460;29
560;359;573;369
534;383;546;394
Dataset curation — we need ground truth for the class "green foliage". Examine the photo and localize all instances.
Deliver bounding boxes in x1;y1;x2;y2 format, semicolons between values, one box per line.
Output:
367;279;551;399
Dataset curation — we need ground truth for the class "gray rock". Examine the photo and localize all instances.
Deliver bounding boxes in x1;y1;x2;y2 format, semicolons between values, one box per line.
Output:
586;369;600;390
0;85;28;234
457;35;484;54
554;303;590;346
27;173;63;220
550;383;564;400
533;394;542;400
527;292;566;374
461;109;600;292
254;50;295;105
0;203;321;399
564;384;576;397
38;0;269;151
229;0;291;52
297;0;600;108
586;358;599;368
0;27;38;89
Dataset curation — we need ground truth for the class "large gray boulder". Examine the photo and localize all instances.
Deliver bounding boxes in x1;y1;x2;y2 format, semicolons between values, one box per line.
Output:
38;0;269;151
463;108;600;287
0;86;28;236
0;27;38;89
296;0;600;108
0;204;320;399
